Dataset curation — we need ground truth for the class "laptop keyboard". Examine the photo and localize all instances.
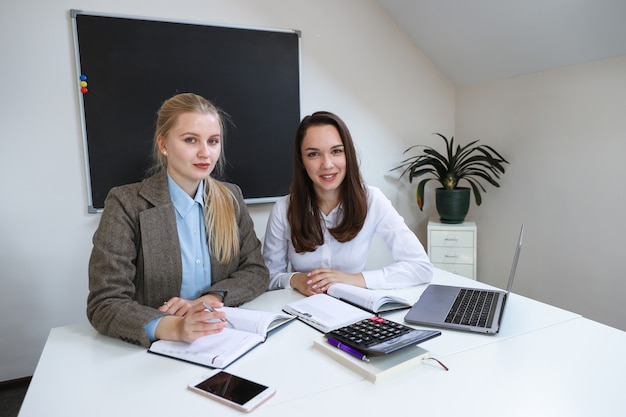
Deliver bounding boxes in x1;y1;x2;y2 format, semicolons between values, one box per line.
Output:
445;288;498;328
327;317;440;356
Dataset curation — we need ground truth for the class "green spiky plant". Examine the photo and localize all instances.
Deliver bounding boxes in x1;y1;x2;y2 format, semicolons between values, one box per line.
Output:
393;133;509;210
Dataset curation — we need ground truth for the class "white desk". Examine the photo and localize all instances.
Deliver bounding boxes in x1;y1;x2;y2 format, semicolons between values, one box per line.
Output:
18;269;624;417
264;317;626;417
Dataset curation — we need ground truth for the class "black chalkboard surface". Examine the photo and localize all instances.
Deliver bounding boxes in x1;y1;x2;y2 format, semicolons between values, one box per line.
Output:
71;10;300;211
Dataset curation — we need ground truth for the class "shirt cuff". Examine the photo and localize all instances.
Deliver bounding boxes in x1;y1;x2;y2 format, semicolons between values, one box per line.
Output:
203;291;226;302
144;316;162;342
283;272;297;289
361;270;385;289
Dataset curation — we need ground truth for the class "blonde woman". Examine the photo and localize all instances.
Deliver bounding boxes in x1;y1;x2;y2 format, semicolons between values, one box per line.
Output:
88;93;269;347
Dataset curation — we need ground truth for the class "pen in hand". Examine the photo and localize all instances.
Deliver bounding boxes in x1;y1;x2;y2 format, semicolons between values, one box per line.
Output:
202;302;234;328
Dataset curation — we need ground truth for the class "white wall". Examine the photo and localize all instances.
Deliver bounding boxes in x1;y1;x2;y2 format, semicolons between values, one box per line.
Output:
0;0;454;381
456;55;626;331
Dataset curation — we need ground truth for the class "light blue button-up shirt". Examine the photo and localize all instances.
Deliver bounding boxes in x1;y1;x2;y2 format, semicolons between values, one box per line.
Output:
168;175;212;299
144;174;212;340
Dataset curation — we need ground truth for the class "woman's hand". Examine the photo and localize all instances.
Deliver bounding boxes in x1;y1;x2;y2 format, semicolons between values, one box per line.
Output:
158;293;223;316
290;269;366;295
155;299;228;343
290;272;324;296
158;296;193;316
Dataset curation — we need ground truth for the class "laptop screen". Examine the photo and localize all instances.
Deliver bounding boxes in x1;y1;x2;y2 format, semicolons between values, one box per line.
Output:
505;224;524;293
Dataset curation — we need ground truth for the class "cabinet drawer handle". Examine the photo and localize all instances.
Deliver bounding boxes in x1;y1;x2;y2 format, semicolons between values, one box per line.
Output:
444;254;459;258
444;236;458;242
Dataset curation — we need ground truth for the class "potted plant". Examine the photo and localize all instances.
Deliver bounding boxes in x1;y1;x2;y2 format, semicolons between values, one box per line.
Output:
392;133;509;224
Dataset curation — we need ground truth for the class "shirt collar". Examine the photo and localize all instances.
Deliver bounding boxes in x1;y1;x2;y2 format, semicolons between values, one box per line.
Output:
321;202;343;222
167;173;204;218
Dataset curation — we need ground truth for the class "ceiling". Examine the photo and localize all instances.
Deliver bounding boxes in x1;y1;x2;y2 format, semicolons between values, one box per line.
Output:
375;0;626;86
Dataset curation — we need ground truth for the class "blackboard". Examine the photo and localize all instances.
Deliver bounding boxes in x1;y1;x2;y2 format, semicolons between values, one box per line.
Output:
70;10;300;212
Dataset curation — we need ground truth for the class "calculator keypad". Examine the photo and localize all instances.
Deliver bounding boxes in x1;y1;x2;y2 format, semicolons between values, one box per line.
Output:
326;317;440;356
331;317;411;347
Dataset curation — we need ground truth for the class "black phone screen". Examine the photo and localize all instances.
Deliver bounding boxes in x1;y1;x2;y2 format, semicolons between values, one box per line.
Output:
194;371;267;406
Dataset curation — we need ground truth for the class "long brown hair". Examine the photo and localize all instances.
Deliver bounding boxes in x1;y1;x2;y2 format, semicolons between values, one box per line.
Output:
288;111;367;253
150;93;239;264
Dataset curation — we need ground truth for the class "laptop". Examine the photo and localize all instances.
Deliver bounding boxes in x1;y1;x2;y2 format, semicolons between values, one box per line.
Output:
404;224;524;334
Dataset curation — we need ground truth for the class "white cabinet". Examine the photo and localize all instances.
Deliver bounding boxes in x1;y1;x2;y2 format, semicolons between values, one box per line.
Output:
427;220;477;280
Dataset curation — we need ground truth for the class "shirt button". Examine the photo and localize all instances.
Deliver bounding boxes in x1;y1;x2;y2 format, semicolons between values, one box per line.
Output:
195;259;201;264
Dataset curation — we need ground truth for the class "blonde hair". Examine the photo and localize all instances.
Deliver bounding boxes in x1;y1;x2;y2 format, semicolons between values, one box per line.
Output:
151;93;239;264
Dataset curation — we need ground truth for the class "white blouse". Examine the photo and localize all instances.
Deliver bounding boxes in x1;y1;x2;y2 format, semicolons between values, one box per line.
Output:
263;185;433;290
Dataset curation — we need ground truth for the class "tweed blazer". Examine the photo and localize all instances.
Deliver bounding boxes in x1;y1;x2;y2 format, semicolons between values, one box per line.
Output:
87;170;269;347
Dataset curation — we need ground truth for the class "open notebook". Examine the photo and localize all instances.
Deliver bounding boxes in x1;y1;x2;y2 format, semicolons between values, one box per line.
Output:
149;307;294;368
283;284;411;333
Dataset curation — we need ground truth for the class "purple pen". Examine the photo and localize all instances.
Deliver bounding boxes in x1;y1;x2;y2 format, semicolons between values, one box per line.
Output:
327;337;369;362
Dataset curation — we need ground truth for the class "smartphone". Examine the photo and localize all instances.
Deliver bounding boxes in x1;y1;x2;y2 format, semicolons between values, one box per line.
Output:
188;371;275;412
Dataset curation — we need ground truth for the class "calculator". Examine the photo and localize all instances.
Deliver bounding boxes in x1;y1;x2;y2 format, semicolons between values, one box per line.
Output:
325;317;441;356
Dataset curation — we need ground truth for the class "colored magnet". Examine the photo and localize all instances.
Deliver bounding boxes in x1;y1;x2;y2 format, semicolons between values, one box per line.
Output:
80;81;88;88
80;74;87;81
81;87;88;94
